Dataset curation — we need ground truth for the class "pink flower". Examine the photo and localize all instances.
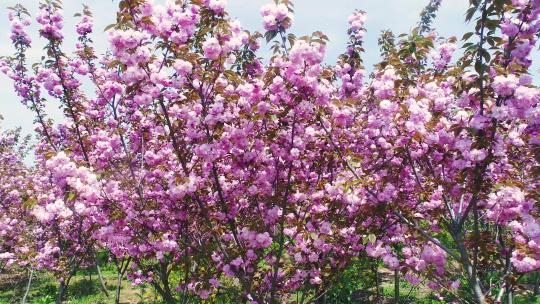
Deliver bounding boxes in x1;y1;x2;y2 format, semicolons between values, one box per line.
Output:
421;244;446;267
208;0;227;14
173;60;193;76
310;276;322;285
308;252;319;263
431;42;456;69
383;254;399;269
203;37;222;60
511;0;529;9
260;3;293;31
467;149;487;163
348;10;367;39
76;15;93;35
501;20;519;36
512;253;540;272
492;74;519;96
231;256;243;267
450;280;461;290
255;232;272;248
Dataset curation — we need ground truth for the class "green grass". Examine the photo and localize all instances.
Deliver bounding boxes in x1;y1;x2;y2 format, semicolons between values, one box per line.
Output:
0;266;156;304
2;264;540;304
515;295;540;304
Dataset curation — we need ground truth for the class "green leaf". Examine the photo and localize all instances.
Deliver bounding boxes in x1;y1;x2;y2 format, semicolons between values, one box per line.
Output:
66;192;77;202
287;33;296;47
479;48;491;63
23;197;37;209
265;30;278;43
462;32;474;41
474;60;486;74
103;23;116;32
465;6;477;22
368;234;376;244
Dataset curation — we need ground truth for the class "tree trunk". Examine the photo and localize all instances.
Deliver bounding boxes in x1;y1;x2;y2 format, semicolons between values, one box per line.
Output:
161;279;175;303
95;258;110;297
115;272;122;304
394;268;400;303
374;262;380;303
534;271;540;296
506;288;513;304
114;257;131;304
56;282;66;304
454;232;486;303
22;267;34;304
472;280;486;304
152;263;176;304
153;282;177;304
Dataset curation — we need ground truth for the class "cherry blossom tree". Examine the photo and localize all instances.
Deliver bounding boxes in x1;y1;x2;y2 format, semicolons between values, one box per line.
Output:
330;0;540;302
0;0;539;303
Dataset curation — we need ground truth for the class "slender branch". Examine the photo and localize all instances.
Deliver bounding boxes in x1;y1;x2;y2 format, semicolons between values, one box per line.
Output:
394;211;460;260
22;267;34;304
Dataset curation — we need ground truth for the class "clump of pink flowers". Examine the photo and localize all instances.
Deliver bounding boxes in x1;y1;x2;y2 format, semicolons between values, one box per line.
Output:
260;2;293;31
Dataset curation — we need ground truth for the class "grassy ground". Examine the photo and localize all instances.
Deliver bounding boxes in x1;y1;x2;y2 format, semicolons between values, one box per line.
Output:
2;265;540;303
0;265;156;304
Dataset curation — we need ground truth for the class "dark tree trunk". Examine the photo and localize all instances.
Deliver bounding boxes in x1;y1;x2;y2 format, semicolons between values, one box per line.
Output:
534;271;540;296
115;271;122;304
56;281;66;304
374;261;380;303
151;263;176;304
394;268;400;303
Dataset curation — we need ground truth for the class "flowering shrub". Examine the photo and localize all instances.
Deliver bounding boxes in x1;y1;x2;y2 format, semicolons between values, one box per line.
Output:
0;126;32;272
1;0;539;303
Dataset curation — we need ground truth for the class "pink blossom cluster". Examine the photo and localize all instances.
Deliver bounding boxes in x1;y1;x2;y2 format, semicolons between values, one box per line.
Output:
202;37;222;60
206;0;227;15
348;10;367;39
0;129;32;271
260;2;293;31
430;42;456;69
492;74;519;96
36;3;64;40
148;2;200;45
8;11;32;45
75;15;93;36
